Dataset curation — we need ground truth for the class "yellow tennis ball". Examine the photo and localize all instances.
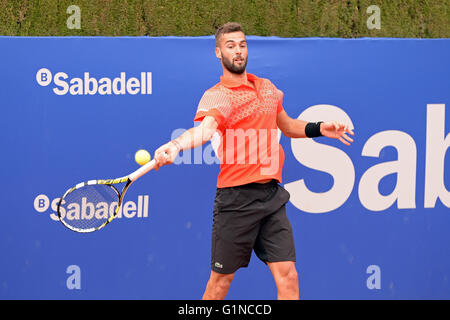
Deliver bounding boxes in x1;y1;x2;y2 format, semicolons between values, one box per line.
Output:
135;149;151;165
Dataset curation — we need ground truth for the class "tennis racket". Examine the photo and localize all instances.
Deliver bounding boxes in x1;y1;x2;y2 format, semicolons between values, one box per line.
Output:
57;159;157;233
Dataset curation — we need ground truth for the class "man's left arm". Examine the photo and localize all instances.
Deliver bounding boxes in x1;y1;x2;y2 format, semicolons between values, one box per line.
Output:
276;110;354;146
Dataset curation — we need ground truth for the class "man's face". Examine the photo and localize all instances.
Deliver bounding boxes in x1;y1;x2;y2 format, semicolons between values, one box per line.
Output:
216;31;248;74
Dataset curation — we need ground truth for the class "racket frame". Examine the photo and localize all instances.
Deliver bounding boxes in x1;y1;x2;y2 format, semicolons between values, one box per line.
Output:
57;159;155;233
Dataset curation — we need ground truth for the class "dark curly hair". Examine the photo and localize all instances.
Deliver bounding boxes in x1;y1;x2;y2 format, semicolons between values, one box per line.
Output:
215;22;244;47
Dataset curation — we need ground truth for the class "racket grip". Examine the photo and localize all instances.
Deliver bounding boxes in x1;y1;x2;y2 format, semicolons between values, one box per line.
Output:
129;159;156;181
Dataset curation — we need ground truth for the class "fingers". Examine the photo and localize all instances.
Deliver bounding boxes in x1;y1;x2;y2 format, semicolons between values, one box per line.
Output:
338;124;354;145
324;121;355;146
154;150;169;166
346;126;355;136
329;121;349;134
342;132;354;144
338;136;350;146
153;142;180;170
339;133;354;146
153;152;169;171
342;124;355;145
152;151;164;171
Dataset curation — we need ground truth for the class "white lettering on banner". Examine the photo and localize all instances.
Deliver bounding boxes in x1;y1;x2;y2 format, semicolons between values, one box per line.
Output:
33;104;448;216
36;68;152;96
33;194;149;221
359;130;417;211
425;104;450;208
285;105;356;213
285;103;448;213
34;194;50;212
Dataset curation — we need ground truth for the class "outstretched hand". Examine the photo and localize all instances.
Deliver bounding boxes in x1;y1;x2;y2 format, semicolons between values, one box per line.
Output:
153;141;180;170
320;121;354;146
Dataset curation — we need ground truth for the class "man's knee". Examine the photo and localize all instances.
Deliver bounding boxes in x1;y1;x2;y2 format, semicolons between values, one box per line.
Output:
285;265;298;282
209;271;234;289
280;267;298;288
268;261;299;299
269;261;298;286
203;271;235;300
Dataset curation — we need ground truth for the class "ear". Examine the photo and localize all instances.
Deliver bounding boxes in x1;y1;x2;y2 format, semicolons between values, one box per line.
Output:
215;46;222;59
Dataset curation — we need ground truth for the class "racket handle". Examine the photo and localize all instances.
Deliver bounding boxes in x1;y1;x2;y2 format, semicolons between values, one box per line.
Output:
129;159;156;181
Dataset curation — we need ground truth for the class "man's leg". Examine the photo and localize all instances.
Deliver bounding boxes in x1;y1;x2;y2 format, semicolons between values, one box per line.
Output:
202;270;235;300
267;261;299;300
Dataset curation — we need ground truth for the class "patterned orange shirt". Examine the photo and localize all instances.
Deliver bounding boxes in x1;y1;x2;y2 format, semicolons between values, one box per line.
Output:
194;73;285;188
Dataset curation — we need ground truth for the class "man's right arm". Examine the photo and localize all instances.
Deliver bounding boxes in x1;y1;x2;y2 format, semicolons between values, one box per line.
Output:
153;116;218;169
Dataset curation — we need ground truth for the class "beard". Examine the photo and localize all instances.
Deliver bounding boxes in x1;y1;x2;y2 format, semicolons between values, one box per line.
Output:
222;55;247;74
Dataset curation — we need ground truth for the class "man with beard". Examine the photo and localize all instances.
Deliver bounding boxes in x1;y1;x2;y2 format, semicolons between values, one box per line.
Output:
153;22;354;300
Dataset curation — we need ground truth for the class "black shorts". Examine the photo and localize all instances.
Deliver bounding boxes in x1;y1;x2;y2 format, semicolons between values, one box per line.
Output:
211;179;296;274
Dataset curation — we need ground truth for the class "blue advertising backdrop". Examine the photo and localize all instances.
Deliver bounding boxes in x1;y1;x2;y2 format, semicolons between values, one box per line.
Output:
0;36;449;299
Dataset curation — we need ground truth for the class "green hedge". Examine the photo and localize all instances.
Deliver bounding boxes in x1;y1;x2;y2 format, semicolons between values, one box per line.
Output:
1;0;449;37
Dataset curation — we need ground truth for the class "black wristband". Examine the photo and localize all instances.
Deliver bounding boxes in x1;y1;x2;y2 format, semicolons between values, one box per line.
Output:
305;121;323;138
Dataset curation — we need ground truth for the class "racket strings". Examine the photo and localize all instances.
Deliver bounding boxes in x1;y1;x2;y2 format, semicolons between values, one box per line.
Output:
59;184;120;232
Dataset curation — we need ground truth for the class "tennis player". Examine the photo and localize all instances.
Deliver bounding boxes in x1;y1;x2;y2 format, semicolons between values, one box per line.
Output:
153;22;354;300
